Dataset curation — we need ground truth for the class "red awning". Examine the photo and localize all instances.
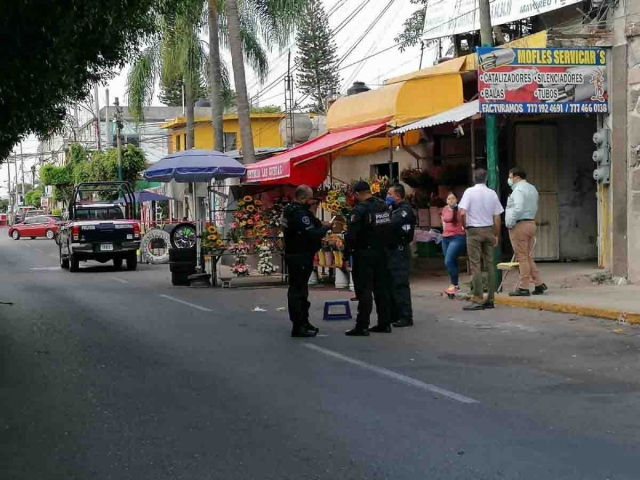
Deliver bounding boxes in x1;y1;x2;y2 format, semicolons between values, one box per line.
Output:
242;122;388;187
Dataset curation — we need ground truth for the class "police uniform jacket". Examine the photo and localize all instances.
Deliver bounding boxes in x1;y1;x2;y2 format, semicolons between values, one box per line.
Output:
283;202;330;256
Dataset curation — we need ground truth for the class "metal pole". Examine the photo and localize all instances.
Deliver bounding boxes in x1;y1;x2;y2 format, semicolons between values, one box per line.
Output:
478;0;501;285
20;142;25;202
7;155;11;219
419;41;425;69
94;84;101;150
105;89;110;148
13;150;18;206
115;97;123;182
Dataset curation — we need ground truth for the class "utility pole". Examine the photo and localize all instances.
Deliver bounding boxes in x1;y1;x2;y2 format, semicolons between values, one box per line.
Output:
478;0;499;192
419;40;426;69
7;155;11;215
478;0;501;285
20;142;25;204
105;89;110;147
94;84;102;150
284;50;295;147
13;150;18;206
114;97;124;182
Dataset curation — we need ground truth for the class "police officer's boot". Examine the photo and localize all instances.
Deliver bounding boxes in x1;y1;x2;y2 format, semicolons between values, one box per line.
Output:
345;325;370;336
291;325;318;338
392;319;414;328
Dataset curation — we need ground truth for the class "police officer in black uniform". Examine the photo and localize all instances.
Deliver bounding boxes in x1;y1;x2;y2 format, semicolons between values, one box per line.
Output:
344;181;393;337
386;184;416;327
283;185;332;338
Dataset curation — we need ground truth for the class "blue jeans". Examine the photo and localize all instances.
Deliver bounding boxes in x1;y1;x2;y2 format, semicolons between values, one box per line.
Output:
441;234;466;286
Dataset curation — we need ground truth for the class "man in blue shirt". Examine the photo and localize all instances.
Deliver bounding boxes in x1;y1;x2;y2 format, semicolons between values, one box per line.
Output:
505;167;547;296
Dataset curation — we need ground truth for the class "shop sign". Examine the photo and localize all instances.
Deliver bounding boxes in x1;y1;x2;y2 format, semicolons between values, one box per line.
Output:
244;159;291;183
477;47;608;114
423;0;582;41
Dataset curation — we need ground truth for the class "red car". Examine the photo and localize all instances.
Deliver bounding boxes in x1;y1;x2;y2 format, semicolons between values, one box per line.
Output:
8;215;60;240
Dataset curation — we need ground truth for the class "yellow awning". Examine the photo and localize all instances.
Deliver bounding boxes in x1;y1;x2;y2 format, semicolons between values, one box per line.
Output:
327;73;464;132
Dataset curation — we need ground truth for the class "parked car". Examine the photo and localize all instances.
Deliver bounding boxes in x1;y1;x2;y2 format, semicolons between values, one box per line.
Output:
13;206;36;224
58;182;141;272
25;209;46;219
8;215;60;240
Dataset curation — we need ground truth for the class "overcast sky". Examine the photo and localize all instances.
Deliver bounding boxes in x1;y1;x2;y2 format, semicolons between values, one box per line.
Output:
2;0;441;199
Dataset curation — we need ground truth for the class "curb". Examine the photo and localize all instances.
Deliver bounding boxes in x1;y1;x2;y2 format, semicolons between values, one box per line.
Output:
494;296;640;325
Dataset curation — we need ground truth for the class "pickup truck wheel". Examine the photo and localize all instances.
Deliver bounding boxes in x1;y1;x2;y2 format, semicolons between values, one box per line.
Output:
126;254;138;271
69;252;80;272
113;258;123;270
59;245;69;269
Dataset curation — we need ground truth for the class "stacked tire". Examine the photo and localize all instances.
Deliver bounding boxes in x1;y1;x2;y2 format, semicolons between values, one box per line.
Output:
169;247;196;286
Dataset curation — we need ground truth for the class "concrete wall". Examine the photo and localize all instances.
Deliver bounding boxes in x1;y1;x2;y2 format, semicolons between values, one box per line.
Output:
557;116;599;260
330;146;426;185
627;33;640;282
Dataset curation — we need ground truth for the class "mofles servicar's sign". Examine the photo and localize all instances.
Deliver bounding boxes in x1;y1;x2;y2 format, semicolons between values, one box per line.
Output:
477;47;608;114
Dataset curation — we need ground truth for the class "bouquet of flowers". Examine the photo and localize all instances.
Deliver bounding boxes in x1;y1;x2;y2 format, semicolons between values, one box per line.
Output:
256;240;278;276
267;197;290;230
231;195;266;239
229;241;251;277
349;176;390;200
322;187;352;216
322;233;345;267
201;225;225;253
230;263;250;276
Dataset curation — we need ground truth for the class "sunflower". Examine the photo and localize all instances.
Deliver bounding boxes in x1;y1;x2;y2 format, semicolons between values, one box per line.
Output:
371;183;380;194
207;234;217;241
247;205;256;212
243;195;253;202
216;239;223;246
207;225;217;234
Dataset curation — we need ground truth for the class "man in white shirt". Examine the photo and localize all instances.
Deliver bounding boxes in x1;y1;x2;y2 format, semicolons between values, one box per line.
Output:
458;168;504;310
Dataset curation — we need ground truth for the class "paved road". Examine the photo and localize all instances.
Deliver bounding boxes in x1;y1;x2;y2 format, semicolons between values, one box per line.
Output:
1;230;639;480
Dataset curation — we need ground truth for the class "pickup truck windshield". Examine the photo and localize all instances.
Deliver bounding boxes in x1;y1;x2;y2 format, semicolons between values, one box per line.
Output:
75;207;124;220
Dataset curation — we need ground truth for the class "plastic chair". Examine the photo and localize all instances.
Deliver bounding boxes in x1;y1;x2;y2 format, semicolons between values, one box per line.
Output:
497;237;536;293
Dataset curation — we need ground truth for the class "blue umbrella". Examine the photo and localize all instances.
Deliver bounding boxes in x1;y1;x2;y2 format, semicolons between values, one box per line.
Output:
144;149;246;183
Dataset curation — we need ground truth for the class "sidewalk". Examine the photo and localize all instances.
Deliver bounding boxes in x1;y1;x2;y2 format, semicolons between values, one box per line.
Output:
410;260;640;325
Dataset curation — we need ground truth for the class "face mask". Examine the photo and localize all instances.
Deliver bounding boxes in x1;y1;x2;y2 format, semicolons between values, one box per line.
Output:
385;196;395;205
507;178;514;187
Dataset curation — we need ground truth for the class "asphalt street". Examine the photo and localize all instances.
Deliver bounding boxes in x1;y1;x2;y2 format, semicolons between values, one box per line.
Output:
1;229;640;480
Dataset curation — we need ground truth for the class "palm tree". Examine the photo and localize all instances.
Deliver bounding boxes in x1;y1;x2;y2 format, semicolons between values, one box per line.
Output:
224;0;255;162
208;1;224;152
127;0;269;151
221;0;309;163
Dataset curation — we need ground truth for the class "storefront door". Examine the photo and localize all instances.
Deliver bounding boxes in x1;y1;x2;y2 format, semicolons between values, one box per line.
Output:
514;124;560;260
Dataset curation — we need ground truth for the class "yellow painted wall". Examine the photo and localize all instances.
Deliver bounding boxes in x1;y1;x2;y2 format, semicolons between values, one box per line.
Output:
166;114;286;153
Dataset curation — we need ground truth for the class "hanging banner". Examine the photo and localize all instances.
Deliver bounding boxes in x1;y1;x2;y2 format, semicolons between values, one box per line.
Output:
477;47;608;114
244;158;291;183
422;0;582;40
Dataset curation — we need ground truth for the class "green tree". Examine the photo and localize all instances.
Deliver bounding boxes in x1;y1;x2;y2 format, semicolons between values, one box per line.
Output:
0;0;161;160
250;105;282;113
394;0;428;52
128;0;269;151
25;189;42;208
0;199;9;213
294;0;339;114
159;77;209;106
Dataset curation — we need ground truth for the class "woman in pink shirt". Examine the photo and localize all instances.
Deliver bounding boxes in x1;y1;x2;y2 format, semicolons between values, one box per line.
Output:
441;192;466;295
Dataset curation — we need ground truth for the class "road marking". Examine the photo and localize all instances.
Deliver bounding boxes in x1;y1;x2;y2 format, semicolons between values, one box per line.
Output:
304;344;479;405
30;267;60;271
159;294;212;312
113;278;129;284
